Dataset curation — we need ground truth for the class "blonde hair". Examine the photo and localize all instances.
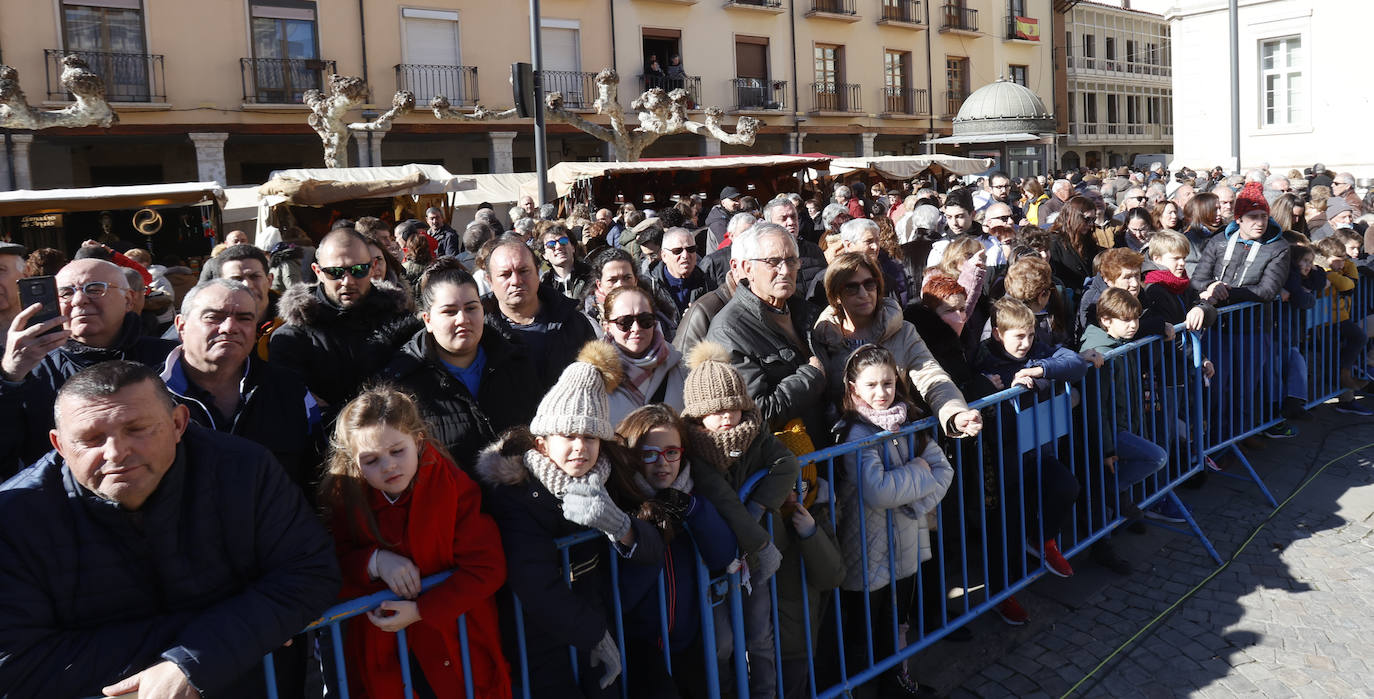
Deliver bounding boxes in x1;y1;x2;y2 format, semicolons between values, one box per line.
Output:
938;236;984;278
1147;230;1190;259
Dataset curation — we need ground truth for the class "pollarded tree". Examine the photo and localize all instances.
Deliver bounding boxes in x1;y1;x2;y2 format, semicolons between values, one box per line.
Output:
0;55;117;130
304;74;415;167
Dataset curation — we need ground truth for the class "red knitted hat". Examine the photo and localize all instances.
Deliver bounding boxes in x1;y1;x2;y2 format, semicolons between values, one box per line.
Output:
1233;181;1269;219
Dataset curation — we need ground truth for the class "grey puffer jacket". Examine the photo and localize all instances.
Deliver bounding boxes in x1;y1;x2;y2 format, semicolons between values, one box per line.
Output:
1189;220;1291;305
834;416;953;592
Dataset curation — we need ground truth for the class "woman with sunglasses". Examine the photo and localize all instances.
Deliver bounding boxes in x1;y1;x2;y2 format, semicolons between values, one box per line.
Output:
812;253;983;439
601;286;687;425
538;224;592;300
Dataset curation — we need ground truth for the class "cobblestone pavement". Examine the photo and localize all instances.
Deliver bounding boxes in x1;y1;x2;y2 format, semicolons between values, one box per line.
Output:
907;406;1374;698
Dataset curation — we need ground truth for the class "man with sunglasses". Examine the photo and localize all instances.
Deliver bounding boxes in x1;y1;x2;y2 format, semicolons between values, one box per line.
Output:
0;258;177;473
644;227;707;317
538;224;592;299
270;229;412;413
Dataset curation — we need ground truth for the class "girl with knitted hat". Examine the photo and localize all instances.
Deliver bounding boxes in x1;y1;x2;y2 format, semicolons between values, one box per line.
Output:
614;404;739;698
680;342;843;699
832;345;953;697
477;341;667;698
321;386;510;699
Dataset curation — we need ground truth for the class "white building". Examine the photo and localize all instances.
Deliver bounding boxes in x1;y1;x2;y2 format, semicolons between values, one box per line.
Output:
1062;0;1174;171
1151;0;1374;177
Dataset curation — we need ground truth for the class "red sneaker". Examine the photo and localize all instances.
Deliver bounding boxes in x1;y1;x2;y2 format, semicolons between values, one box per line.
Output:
995;596;1029;626
1027;538;1075;578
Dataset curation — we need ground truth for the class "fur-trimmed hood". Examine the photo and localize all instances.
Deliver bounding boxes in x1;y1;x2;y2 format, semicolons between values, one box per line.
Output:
475;435;532;488
277;279;414;327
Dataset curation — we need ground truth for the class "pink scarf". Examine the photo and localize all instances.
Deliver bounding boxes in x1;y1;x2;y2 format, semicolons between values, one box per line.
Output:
619;331;672;404
854;402;909;433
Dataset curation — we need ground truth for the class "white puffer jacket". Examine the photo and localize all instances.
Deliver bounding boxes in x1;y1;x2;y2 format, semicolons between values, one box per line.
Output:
835;416;954;592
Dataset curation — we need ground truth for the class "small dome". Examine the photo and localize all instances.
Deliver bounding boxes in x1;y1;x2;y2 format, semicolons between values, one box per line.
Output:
953;78;1055;136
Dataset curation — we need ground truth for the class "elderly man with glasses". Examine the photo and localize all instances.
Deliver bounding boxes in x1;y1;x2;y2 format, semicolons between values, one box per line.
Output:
0;258;177;475
644;226;707;319
270;228;412;416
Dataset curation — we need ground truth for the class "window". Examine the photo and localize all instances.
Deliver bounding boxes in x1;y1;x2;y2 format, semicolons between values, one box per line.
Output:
250;0;320;103
1105;37;1116;61
1126;95;1139;124
1126;40;1137;66
1009;64;1027;86
945;56;968;114
735;37;772;109
1083;93;1097;123
815;44;844;110
1008;0;1026;16
1260;35;1304;127
1147;43;1159;65
1066;31;1073;58
1083;34;1095;58
884;50;912;112
1107;94;1118;122
61;0;149;100
1148;96;1159;122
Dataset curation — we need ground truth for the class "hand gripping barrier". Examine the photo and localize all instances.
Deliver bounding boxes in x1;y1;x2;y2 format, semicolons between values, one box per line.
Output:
263;277;1374;697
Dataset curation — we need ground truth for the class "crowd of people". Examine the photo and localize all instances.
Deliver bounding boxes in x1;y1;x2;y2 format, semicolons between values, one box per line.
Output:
0;158;1369;699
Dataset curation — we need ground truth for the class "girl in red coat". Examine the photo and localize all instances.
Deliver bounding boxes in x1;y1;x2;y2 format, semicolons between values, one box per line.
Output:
321;386;511;699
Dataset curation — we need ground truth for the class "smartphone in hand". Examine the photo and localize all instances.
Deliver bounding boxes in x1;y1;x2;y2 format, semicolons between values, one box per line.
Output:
17;276;61;334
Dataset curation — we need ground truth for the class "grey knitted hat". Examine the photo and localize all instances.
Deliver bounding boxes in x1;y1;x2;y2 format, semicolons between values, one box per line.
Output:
529;341;623;439
681;341;755;418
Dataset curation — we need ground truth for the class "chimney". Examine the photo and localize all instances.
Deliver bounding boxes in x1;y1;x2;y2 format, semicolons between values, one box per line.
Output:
1122;0;1131;8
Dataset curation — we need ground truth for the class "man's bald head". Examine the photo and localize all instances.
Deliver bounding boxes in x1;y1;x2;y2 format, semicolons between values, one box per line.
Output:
313;228;375;307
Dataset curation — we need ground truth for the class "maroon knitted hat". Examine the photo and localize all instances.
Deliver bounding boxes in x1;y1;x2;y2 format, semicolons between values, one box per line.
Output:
1234;181;1269;219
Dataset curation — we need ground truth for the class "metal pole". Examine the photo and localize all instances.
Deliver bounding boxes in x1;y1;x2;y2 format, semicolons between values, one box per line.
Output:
530;0;551;205
1229;0;1240;173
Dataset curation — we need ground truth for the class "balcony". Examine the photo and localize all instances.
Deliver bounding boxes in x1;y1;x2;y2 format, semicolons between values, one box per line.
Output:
241;57;336;104
880;86;929;117
1066;122;1172;145
723;0;785;12
639;74;702;107
810;82;863;114
539;70;599;110
942;90;967;118
1066;55;1172;79
1004;15;1041;42
940;4;978;34
46;49;164;103
730;78;787;112
878;0;924;27
806;0;861;21
396;64;478;106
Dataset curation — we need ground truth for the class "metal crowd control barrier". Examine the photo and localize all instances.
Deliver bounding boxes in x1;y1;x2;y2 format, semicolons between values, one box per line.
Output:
265;276;1374;696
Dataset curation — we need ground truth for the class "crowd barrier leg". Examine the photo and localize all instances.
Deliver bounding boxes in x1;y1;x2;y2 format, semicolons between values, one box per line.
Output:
1213;444;1280;508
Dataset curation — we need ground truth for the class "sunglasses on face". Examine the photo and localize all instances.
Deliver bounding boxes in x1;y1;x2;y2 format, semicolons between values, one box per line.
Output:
57;281;120;299
609;312;656;332
841;277;878;296
667;245;697;256
544;236;571;249
641;445;684;464
320;263;372;280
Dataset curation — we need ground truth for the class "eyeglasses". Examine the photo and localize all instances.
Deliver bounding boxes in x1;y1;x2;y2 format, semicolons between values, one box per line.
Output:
666;245;697;256
544;236;571;249
749;256;801;270
640;445;683;464
609;312;656;332
320;263;372;280
841;277;878;296
986;214;1013;222
57;281;121;299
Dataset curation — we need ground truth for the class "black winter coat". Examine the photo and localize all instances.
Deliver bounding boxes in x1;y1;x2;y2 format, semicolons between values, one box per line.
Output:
381;329;541;474
703;281;828;443
483;284;598;391
0;312;176;473
905;303;998;402
268;281;414;410
159;348;318;491
644;260;709;318
0;425;341;698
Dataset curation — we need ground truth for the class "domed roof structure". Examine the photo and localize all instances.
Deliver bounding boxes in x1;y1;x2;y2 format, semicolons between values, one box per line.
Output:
952;78;1055;137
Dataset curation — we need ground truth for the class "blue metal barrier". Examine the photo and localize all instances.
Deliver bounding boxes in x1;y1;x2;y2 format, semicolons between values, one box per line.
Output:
264;279;1374;698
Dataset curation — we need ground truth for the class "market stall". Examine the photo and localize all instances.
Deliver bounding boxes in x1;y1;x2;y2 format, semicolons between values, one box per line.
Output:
826;154;996;192
0;181;226;261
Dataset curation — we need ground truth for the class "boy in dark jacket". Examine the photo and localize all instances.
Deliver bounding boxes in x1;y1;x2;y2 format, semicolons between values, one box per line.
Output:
972;298;1088;623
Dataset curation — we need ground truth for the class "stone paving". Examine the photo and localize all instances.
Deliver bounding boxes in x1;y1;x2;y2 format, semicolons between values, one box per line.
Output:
907;406;1374;698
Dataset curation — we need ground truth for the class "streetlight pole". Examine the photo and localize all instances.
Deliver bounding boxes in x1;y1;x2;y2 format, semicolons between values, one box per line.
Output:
530;0;550;205
1229;0;1240;173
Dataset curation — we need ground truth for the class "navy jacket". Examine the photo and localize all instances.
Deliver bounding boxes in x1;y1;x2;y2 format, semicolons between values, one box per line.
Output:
482;284;598;392
0;313;176;474
0;425;340;698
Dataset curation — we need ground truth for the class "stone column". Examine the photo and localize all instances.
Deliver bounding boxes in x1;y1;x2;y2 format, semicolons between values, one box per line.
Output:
859;131;878;158
10;134;34;190
0;137;10;192
700;135;722;157
188;132;229;185
366;131;386;169
489;131;517;173
602;140;618;162
788;130;806;155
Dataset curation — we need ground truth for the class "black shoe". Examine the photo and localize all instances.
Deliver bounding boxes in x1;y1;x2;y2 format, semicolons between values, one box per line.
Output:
1091;541;1132;576
1282;397;1313;420
1181;470;1208;490
942;625;973;642
1120;500;1145;521
1126;518;1148;534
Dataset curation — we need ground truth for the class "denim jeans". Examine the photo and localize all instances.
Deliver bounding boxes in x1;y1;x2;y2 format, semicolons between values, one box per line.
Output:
1113;431;1168;492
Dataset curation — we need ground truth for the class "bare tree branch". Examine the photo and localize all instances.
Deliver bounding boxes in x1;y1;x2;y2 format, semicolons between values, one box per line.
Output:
0;56;118;130
304;74;367;167
430;96;518;122
348;90;415;132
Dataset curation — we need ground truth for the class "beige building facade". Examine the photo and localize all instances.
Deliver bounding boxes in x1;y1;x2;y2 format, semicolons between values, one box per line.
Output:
0;0;1056;190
